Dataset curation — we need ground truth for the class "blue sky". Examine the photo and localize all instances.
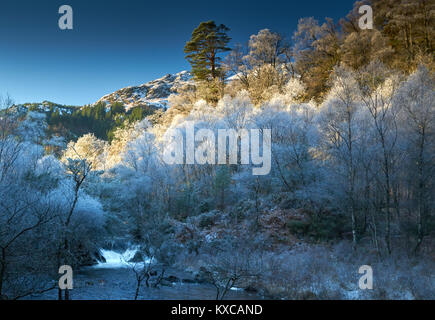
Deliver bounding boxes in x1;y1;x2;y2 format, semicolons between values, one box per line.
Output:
0;0;354;106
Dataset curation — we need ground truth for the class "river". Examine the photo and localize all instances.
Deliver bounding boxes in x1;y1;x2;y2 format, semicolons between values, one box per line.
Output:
27;249;263;300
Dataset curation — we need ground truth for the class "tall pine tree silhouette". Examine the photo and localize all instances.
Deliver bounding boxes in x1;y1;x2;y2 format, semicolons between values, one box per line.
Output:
184;21;231;81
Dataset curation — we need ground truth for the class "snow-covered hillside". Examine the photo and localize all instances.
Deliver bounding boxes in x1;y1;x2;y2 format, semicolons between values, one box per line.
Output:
95;71;193;110
2;71;193;117
4;101;79;117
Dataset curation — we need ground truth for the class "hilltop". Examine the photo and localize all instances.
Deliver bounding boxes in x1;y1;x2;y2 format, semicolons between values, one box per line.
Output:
1;71;193;143
95;71;192;111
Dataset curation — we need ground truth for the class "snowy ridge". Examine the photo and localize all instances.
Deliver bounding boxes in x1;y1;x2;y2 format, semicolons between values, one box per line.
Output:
95;71;193;111
4;101;79;117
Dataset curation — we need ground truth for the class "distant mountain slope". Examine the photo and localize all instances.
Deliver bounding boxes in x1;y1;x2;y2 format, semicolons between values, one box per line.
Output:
1;71;193;143
4;101;79;117
95;71;192;110
2;99;154;143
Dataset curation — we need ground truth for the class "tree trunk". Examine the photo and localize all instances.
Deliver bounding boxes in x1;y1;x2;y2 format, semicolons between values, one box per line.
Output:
383;150;392;255
0;248;6;296
414;132;426;254
211;51;216;79
134;279;142;300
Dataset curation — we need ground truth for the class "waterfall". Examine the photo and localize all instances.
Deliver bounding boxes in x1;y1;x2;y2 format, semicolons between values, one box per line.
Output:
95;248;138;268
94;247;154;269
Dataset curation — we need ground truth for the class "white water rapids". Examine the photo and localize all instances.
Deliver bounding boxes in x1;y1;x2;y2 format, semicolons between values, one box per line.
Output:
94;248;152;269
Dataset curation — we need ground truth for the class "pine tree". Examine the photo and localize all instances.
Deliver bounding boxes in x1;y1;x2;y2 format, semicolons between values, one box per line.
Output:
214;166;231;210
184;21;231;81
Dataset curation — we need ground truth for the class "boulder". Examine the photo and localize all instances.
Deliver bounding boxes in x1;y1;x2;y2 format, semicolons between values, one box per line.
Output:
79;250;105;266
163;275;180;283
244;285;258;293
181;278;197;284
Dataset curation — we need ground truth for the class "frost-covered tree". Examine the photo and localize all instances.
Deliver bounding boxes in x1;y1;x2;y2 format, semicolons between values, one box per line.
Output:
18;111;47;144
395;66;435;253
225;29;292;105
293;17;340;102
63;133;107;171
319;67;363;248
358;62;402;254
247;29;289;69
